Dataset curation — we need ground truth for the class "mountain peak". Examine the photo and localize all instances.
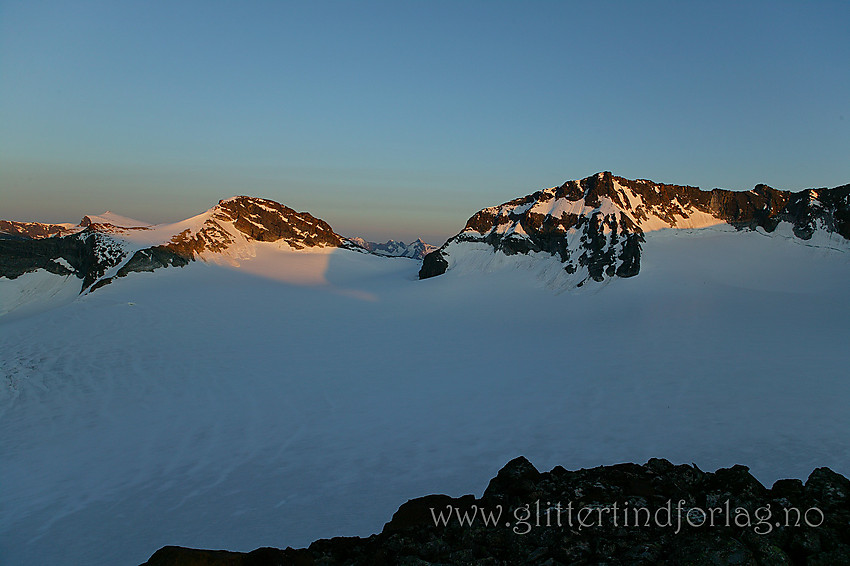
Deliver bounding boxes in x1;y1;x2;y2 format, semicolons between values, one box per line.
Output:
1;195;352;299
206;195;343;248
421;173;850;284
79;211;152;229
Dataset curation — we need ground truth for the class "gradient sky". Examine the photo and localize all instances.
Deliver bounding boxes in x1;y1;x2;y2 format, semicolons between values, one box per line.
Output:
1;0;848;244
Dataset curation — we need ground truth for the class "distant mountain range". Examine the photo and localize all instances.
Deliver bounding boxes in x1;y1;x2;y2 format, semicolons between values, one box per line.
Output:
347;237;437;260
0;197;436;298
2;172;848;306
0;212;152;239
0;220;78;239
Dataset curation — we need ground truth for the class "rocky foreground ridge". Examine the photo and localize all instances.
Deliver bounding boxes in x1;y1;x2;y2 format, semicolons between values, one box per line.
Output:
141;457;850;565
420;172;850;284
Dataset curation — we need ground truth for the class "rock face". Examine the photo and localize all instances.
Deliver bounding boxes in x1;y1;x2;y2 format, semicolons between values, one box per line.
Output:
158;196;347;261
419;172;850;283
0;225;185;295
200;196;345;251
0;229;129;291
348;237;438;260
89;245;191;292
141;457;850;565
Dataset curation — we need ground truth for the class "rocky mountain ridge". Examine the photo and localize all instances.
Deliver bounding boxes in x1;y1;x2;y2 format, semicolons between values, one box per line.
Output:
419;172;850;284
0;219;78;239
0;211;153;240
141;456;850;565
163;196;347;258
0;196;352;295
4;174;849;299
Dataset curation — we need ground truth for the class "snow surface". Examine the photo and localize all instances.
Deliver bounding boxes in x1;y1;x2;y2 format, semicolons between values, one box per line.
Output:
2;232;850;565
51;257;73;270
0;269;81;320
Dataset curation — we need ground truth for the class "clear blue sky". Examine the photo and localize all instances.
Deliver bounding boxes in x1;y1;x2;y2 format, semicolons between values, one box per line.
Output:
1;0;848;244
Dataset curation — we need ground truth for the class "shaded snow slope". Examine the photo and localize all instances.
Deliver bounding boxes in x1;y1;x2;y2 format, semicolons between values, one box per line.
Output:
1;231;848;565
0;269;81;320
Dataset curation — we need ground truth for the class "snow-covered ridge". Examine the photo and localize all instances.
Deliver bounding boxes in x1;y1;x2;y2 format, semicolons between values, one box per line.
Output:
0;196;357;311
110;196;347;261
420;171;850;286
80;211;153;229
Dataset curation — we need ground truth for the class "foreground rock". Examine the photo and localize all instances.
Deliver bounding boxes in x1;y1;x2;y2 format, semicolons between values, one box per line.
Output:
142;457;850;565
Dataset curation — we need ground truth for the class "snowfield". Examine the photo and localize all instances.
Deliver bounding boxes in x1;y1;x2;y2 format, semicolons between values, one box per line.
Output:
1;226;849;565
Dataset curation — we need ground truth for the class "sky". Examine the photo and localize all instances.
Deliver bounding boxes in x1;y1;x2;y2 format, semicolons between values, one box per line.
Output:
1;0;848;244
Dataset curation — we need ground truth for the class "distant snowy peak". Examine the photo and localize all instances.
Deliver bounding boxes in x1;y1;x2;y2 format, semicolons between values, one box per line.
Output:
80;211;153;229
347;237;437;260
420;172;850;284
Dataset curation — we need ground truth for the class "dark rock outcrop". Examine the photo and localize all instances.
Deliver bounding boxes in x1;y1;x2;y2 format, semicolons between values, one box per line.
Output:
0;229;128;291
419;247;450;279
420;172;850;283
141;457;850;565
0;227;194;295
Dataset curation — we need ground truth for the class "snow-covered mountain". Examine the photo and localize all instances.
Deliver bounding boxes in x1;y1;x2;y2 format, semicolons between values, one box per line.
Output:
347;237;437;260
420;171;850;287
78;211;152;229
4;176;850;316
0;196;361;317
